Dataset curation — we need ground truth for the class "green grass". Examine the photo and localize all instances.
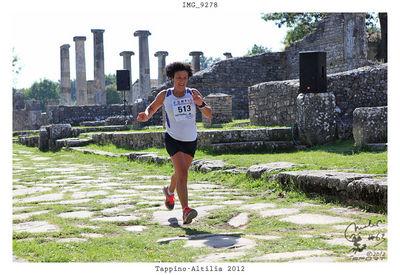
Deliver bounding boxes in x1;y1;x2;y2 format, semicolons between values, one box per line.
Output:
82;138;387;175
12;142;387;262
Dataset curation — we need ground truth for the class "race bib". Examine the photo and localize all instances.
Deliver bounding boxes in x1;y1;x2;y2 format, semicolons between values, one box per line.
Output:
172;98;194;121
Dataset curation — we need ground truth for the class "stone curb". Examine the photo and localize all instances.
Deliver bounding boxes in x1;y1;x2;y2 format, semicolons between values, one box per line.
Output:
65;148;386;210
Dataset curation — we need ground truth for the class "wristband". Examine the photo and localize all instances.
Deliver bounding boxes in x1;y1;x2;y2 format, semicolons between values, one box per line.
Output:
197;102;207;109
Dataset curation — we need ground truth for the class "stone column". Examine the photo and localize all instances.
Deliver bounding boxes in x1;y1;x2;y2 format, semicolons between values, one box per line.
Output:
73;36;87;105
134;30;151;99
119;51;135;104
87;80;96;105
60;44;72;105
91;29;106;105
189;51;203;73
154;51;168;85
223;52;232;59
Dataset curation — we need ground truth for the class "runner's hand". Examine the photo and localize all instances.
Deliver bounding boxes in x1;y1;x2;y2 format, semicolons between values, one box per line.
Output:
191;90;203;106
137;112;148;122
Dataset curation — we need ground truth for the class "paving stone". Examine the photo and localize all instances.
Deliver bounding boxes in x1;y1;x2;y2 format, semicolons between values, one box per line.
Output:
195;252;246;262
13;210;50;220
32;157;52;161
152;205;223;226
184;235;256;250
13;221;60;233
133;185;164;190
287;256;338;262
239;203;276;210
252;250;330;261
14;193;65;203
189;183;222;190
13;187;52;196
57;211;94;219
38;167;79;173
98;198;130;204
280;213;354;225
228;212;249;228
260;208;300;217
45;198;92;205
71;190;109;199
219;200;244;205
75;224;99;229
102;205;136;214
92;214;140;222
124;225;147;232
247;235;281;240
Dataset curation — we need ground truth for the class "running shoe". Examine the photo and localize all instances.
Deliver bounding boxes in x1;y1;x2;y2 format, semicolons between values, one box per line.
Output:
183;207;198;224
162;186;175;210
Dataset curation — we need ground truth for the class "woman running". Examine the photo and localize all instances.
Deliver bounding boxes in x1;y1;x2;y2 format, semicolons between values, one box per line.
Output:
137;62;212;224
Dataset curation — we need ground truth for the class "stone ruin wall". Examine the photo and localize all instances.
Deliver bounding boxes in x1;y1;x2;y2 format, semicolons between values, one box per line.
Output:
248;64;387;138
154;52;287;119
285;13;370;79
154;13;370;121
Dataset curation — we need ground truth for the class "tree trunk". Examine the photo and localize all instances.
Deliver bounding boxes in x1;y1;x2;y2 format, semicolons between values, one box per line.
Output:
377;13;387;62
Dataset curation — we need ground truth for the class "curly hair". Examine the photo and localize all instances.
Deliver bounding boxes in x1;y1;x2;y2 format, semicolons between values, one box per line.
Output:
165;62;193;79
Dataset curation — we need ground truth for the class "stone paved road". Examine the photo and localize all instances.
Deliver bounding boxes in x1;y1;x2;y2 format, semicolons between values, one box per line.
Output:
12;146;387;262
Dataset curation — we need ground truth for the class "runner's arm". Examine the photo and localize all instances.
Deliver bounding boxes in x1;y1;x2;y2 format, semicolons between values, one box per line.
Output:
137;90;166;122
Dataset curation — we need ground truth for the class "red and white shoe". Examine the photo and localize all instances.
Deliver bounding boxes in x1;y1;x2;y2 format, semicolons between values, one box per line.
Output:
183;207;198;224
162;186;175;210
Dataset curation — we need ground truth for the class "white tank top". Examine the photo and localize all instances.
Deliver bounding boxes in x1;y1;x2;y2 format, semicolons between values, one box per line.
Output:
163;88;197;141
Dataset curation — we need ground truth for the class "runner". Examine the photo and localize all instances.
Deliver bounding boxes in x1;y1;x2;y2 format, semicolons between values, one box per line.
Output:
137;62;212;224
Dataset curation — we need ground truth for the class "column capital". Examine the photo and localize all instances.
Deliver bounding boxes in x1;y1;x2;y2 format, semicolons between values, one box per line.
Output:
73;36;86;42
154;51;169;57
223;52;232;57
60;44;70;49
134;30;151;37
120;51;135;57
189;51;203;56
91;29;105;33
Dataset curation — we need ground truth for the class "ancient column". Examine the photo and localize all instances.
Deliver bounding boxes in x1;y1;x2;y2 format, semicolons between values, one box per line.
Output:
133;30;151;99
73;36;87;105
91;29;106;105
87;80;96;105
60;44;72;105
154;51;168;85
189;51;203;73
223;52;232;59
119;51;135;104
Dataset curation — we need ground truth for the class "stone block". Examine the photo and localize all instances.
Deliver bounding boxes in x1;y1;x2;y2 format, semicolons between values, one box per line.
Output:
296;92;337;146
353;106;387;147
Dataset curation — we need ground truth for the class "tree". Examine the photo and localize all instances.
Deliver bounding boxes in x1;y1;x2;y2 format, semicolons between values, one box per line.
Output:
246;44;271;56
26;79;60;112
12;48;23;92
200;55;221;70
262;13;325;46
105;83;123;104
377;13;387;62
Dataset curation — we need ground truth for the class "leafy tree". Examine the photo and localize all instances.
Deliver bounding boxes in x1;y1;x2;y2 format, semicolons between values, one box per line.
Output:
261;13;325;46
105;84;122;104
25;79;60;112
105;73;116;86
246;44;271;56
12;48;23;92
200;55;221;70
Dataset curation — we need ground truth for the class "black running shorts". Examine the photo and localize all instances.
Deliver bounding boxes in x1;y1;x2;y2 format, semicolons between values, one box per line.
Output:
164;132;197;157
